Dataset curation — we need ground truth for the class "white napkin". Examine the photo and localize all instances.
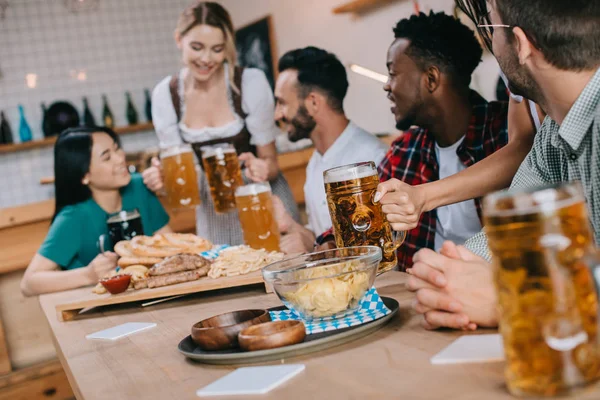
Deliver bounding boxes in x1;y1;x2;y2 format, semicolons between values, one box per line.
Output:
197;364;305;396
430;334;504;364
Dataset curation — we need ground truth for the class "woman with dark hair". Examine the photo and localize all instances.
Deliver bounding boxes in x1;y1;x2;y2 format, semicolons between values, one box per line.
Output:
143;1;300;246
21;127;171;296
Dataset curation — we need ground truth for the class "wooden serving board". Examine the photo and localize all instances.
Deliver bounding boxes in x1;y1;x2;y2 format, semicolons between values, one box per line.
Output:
55;271;269;322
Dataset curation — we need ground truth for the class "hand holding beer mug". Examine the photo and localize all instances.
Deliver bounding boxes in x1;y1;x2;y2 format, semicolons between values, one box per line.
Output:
484;182;600;397
324;162;406;274
160;144;201;210
235;182;280;252
201;143;244;214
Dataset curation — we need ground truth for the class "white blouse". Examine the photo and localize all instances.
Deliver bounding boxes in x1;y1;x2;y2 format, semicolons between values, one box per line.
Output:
151;66;280;148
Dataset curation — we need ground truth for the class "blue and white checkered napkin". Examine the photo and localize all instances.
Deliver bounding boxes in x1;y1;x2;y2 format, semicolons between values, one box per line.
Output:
200;244;230;260
269;287;391;335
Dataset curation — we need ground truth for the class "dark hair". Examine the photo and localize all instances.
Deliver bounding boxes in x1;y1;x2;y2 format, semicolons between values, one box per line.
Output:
495;0;600;70
393;11;483;87
455;0;493;52
278;46;348;113
53;126;120;221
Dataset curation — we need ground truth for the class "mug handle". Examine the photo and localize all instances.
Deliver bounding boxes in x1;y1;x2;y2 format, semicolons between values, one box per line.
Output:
391;230;406;251
97;234;113;253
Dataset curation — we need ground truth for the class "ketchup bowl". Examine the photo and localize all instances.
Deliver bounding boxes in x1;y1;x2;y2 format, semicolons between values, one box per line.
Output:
100;274;131;294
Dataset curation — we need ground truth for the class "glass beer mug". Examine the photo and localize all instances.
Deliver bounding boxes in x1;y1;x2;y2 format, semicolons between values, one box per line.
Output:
484;182;600;397
201;143;244;214
160;144;201;210
324;162;406;274
235;182;280;252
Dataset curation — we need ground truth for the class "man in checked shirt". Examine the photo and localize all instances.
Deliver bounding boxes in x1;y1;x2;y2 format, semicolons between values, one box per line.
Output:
399;0;600;331
316;12;526;270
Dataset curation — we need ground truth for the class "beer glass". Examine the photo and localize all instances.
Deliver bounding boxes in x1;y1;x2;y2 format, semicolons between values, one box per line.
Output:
235;182;280;252
160;144;201;210
201;143;244;214
484;182;600;397
323;162;406;274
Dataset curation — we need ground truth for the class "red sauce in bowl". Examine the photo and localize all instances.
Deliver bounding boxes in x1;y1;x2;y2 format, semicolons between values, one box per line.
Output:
100;274;131;294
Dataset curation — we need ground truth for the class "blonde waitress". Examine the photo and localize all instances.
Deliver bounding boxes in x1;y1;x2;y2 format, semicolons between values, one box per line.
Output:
144;1;299;245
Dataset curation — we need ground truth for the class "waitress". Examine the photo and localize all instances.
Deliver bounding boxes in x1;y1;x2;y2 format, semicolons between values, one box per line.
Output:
21;127;171;296
144;1;300;245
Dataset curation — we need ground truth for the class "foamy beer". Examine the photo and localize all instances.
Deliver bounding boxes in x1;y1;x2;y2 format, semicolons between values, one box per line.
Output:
484;182;600;397
324;162;405;274
160;144;201;210
235;182;280;252
201;143;244;214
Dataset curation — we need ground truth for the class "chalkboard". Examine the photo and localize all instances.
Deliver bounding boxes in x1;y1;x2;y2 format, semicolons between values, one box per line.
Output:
235;15;277;90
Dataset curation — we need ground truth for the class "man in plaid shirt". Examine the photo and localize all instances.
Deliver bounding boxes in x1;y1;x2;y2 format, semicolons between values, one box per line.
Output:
317;12;508;271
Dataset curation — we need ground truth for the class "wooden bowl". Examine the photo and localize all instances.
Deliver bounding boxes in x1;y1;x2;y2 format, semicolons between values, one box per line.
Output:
191;309;271;351
238;320;306;352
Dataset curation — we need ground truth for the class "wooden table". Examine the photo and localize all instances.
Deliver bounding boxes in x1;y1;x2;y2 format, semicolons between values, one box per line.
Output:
39;273;600;400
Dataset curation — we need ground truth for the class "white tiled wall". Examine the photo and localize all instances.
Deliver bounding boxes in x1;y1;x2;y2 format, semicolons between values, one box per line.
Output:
0;0;195;208
0;0;311;208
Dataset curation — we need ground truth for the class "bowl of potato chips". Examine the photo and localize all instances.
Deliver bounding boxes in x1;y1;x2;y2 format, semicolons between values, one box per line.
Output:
261;246;381;320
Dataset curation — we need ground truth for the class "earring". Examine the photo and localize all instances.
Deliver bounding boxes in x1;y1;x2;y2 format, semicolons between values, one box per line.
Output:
83;179;89;185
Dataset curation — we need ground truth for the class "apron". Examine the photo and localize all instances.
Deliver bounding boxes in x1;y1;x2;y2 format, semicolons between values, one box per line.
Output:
168;66;300;245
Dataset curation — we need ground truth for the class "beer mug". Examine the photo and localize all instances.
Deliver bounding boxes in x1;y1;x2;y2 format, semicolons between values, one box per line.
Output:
323;162;406;274
160;144;201;210
201;143;244;214
98;209;144;252
484;182;600;397
235;182;280;252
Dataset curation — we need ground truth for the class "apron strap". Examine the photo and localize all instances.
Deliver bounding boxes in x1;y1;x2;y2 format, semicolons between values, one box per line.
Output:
169;74;181;122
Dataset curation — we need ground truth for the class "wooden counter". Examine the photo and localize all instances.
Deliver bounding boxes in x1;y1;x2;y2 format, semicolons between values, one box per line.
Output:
38;272;600;400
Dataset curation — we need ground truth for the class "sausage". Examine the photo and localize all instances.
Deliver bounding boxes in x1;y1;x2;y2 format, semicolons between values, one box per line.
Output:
146;266;209;288
148;254;210;276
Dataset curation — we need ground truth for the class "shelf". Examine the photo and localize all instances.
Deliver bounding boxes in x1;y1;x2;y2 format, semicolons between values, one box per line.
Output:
332;0;400;14
0;122;154;155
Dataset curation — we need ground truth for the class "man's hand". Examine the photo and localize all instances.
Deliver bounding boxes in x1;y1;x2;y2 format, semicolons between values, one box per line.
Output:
142;157;164;193
407;241;498;330
280;231;314;255
239;152;269;183
375;178;427;231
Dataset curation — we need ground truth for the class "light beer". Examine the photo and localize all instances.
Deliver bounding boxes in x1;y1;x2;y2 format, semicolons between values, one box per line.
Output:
235;183;280;252
484;183;600;397
160;145;201;210
324;162;405;274
201;144;244;214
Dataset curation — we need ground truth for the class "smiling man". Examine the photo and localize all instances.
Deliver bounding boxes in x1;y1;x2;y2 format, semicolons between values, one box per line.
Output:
273;47;388;254
376;11;509;270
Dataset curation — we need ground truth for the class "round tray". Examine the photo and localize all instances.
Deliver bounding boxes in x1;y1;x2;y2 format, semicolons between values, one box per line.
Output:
178;296;399;365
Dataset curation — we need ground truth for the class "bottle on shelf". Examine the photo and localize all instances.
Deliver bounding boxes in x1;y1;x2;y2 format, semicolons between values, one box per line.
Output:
18;105;33;142
102;94;115;129
125;91;138;126
0;111;13;144
144;88;152;122
41;102;51;137
82;97;97;127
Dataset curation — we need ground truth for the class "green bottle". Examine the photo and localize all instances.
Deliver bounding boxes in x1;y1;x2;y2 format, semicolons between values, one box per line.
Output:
144;89;152;122
82;97;96;127
102;94;114;129
0;111;13;144
125;91;138;126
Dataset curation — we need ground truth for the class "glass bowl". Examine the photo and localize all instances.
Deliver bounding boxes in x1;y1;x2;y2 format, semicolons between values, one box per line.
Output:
261;246;382;321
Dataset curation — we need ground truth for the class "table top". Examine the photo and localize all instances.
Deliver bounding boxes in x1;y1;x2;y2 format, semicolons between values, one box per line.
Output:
39;272;600;400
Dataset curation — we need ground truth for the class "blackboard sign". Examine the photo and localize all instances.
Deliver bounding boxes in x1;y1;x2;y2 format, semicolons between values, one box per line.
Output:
235;16;277;90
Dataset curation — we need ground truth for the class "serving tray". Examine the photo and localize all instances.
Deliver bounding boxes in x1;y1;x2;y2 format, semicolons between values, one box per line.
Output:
178;297;399;365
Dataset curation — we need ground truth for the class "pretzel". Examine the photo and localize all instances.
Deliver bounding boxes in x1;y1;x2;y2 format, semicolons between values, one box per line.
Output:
118;256;163;268
162;233;212;253
114;241;135;257
129;235;185;258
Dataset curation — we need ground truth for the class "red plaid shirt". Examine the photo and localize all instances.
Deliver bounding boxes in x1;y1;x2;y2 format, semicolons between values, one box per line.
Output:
316;91;508;270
